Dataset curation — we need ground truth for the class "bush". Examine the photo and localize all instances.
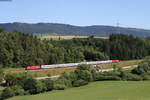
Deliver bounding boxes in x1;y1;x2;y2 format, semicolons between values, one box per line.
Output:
126;73;143;81
103;71;120;77
96;75;121;81
20;76;44;94
119;71;127;80
95;72;121;81
142;74;150;80
11;85;25;96
132;57;150;75
75;70;93;82
54;84;67;90
42;79;54;91
132;66;146;75
4;73;17;86
60;72;77;83
54;78;72;88
1;87;15;100
73;79;88;87
34;80;45;93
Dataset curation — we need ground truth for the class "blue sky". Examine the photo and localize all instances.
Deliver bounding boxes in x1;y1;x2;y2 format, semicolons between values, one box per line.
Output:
0;0;150;29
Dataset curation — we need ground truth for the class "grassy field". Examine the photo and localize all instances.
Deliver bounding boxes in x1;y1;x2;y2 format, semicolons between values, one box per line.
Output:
38;35;108;40
8;81;150;100
3;60;141;77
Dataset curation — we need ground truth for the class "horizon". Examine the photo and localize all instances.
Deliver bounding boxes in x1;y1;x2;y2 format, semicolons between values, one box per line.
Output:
0;22;149;30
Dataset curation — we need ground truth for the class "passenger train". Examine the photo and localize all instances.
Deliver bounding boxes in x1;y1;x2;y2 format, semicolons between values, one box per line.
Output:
25;60;120;70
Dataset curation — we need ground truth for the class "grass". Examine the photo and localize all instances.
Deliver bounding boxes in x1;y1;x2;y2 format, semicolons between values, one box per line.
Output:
38;35;108;40
3;67;75;77
8;81;150;100
3;60;141;77
24;67;75;77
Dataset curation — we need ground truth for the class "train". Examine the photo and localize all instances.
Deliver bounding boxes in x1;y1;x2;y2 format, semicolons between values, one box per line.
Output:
25;60;120;70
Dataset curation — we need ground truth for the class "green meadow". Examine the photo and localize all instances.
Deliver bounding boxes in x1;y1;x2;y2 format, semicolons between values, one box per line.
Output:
8;81;150;100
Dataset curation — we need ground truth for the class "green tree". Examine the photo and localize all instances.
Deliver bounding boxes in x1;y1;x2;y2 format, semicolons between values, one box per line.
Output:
1;87;15;100
132;56;150;75
11;85;25;96
75;64;93;82
42;79;54;91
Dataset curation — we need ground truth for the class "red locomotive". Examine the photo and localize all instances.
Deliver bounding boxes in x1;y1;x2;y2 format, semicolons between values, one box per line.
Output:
25;66;41;70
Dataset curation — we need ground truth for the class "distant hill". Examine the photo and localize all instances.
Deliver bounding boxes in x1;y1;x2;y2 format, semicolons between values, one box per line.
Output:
0;22;150;37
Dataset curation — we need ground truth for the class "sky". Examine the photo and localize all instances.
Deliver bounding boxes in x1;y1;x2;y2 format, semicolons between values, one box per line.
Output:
0;0;150;29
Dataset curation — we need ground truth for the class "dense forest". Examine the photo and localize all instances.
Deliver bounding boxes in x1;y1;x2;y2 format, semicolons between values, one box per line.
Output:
0;30;150;68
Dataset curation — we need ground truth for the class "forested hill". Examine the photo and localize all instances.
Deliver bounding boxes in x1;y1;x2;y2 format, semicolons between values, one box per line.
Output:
0;22;150;37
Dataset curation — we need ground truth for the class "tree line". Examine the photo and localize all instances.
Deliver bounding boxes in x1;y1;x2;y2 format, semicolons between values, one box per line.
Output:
0;30;150;68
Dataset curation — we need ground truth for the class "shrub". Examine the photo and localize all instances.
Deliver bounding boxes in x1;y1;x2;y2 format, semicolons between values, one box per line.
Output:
11;85;25;96
119;71;127;80
142;74;150;80
132;66;146;75
126;73;143;81
20;76;44;94
74;64;96;82
132;57;150;75
103;71;120;77
34;80;45;93
75;70;93;82
54;84;67;90
1;87;15;100
4;73;17;86
73;79;88;87
41;79;54;91
95;72;121;81
4;73;33;87
96;75;121;81
54;78;72;88
60;72;77;83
